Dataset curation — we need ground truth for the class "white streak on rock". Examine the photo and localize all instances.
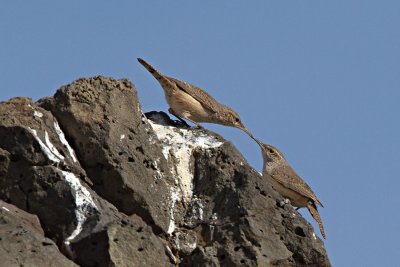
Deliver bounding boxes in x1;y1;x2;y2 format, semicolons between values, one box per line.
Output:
29;128;62;163
167;190;179;234
153;158;164;180
149;121;223;203
149;121;223;235
44;131;64;161
1;206;10;212
33;110;43;118
165;245;177;264
53;122;77;162
312;232;317;240
120;134;125;141
62;171;98;246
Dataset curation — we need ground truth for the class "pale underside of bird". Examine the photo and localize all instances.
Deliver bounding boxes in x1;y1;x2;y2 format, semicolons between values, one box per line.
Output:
137;58;258;142
258;142;327;239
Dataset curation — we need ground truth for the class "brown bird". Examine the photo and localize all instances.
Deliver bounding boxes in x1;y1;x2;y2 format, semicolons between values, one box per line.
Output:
258;142;326;239
137;58;257;141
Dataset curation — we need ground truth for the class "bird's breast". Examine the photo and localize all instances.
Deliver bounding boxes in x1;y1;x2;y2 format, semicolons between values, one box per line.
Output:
166;90;212;122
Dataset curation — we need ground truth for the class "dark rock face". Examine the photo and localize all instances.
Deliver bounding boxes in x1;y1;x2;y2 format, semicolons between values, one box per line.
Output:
0;200;78;267
0;76;331;266
0;95;168;266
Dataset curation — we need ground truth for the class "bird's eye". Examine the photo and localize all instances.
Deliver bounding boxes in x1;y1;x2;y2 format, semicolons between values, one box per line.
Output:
235;118;240;122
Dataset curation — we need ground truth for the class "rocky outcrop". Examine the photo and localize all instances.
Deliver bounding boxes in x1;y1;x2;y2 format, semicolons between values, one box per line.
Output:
0;76;331;266
0;200;78;267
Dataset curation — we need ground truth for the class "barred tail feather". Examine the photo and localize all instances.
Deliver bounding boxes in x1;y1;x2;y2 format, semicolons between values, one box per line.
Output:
137;58;164;80
307;201;326;239
137;58;176;95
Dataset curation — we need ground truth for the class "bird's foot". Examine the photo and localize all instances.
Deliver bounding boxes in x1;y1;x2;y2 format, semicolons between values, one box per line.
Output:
192;123;204;130
168;108;191;128
175;119;191;128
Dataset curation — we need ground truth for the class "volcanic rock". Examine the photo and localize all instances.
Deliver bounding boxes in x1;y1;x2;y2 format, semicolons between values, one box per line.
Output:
0;76;331;266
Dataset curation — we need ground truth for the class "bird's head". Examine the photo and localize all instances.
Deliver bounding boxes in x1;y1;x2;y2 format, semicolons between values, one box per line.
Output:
219;107;245;128
260;143;286;163
219;107;260;142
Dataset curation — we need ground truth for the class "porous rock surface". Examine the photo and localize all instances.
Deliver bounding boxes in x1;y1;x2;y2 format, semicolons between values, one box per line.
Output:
0;76;331;266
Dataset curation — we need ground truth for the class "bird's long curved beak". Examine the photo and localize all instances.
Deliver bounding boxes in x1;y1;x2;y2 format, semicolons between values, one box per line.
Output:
241;127;263;147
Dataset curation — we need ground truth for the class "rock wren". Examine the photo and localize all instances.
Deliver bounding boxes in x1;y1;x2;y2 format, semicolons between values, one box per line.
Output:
137;58;257;140
257;142;326;239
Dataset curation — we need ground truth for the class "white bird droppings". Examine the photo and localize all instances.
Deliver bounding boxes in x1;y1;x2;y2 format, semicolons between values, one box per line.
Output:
167;190;179;234
33;110;43;118
29;128;63;163
54;122;77;162
149;121;223;234
44;131;64;161
1;206;10;212
149;121;223;203
62;171;98;246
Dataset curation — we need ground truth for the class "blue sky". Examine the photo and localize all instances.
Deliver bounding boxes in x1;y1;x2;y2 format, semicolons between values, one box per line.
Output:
1;2;399;266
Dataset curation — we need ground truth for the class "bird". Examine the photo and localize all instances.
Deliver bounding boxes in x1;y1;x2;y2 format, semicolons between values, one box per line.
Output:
257;142;326;239
137;58;258;141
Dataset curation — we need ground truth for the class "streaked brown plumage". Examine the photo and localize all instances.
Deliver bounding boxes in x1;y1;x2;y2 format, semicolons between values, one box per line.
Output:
137;58;258;141
258;142;326;239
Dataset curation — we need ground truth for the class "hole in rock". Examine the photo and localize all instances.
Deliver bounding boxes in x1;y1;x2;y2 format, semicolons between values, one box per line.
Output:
295;227;306;237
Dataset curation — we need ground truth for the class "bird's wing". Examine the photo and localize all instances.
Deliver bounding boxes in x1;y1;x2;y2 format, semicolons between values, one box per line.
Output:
167;77;220;113
307;201;326;239
270;164;324;207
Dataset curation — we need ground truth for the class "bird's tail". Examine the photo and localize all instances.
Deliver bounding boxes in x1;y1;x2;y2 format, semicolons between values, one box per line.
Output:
137;58;165;81
307;201;326;239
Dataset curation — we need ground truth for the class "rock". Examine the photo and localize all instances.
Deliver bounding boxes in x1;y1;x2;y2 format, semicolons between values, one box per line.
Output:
147;111;331;267
72;219;168;267
0;76;331;266
39;77;175;234
0;96;168;266
0;200;78;267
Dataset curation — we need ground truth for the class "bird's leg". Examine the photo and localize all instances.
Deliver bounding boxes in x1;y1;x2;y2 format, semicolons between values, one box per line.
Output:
168;108;191;127
168;108;203;129
190;121;204;130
